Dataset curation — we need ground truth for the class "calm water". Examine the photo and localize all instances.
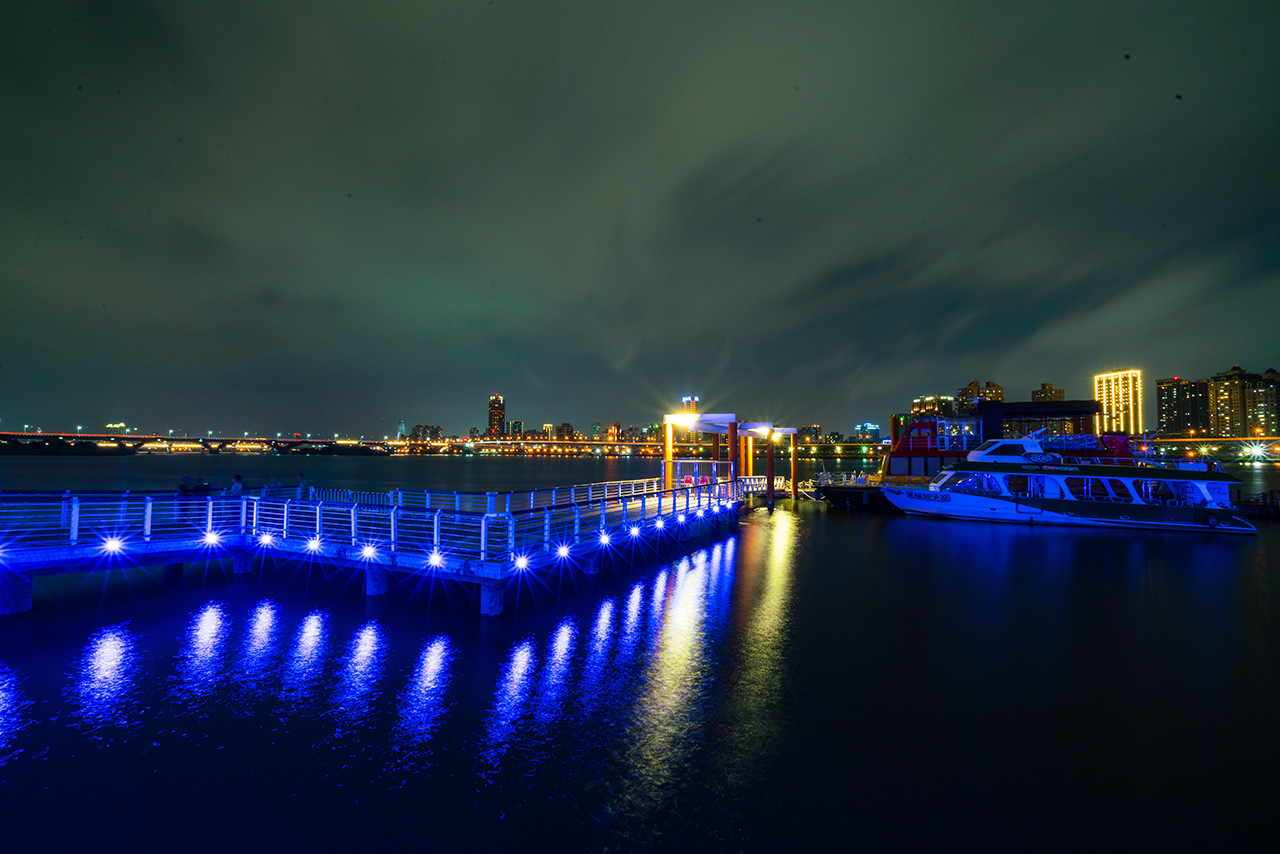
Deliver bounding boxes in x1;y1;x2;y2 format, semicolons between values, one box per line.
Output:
1;459;1279;849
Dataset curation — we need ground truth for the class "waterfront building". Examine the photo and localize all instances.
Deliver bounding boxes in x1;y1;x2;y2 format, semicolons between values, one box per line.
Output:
799;424;822;442
993;400;1100;437
409;424;444;441
912;395;957;417
542;423;554;439
957;381;1004;414
1206;365;1279;437
1094;369;1144;435
555;422;574;441
591;421;603;441
1156;377;1210;437
1032;383;1065;402
681;395;699;442
851;422;881;443
509;420;523;438
488;394;505;437
1248;369;1279;436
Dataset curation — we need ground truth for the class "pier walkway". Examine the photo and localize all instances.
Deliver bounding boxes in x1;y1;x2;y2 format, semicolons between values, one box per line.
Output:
0;477;746;616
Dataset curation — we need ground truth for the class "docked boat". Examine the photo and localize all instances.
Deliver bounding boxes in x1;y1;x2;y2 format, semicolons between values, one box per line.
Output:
881;437;1257;533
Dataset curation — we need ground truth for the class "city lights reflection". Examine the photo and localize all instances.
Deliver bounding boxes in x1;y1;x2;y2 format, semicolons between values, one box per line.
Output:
395;637;454;746
73;625;140;729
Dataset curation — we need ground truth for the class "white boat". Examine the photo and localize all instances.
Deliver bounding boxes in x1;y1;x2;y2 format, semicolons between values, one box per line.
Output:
881;437;1257;534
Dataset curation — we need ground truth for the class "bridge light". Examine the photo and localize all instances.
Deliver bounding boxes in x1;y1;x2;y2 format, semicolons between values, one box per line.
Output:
556;544;570;558
102;537;124;554
203;531;221;546
427;549;443;567
514;555;529;570
361;545;377;559
306;537;322;552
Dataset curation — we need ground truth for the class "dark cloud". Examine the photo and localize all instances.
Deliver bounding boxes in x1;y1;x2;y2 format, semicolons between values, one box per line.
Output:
2;1;1278;436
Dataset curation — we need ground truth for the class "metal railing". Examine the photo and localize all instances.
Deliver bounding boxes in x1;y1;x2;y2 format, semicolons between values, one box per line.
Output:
0;479;742;567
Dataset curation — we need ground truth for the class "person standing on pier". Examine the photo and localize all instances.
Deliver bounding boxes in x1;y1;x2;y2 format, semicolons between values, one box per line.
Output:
296;473;308;500
230;474;244;496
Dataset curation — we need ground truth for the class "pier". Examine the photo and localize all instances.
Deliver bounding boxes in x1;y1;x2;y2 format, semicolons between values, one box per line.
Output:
0;473;759;617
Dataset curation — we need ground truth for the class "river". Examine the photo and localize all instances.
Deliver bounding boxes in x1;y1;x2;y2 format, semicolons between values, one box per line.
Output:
1;457;1278;849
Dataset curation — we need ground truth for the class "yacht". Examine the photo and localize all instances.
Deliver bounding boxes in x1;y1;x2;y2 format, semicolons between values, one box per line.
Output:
881;437;1256;533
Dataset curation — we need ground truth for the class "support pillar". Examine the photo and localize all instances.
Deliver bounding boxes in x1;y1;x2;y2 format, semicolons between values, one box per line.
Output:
791;434;798;500
480;579;503;616
712;433;720;475
365;564;388;596
0;569;33;615
663;422;675;492
745;437;754;477
232;552;253;575
766;433;775;507
727;422;738;482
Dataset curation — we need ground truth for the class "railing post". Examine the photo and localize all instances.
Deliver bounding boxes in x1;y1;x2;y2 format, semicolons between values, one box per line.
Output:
480;515;488;562
61;491;71;528
424;492;432;510
530;489;536;510
206;496;214;532
390;506;399;552
251;498;259;535
543;507;551;550
283;499;291;539
432;509;441;546
70;497;80;544
315;503;323;537
641;494;646;520
240;497;248;533
144;496;153;542
508;514;515;558
350;504;358;546
573;504;581;543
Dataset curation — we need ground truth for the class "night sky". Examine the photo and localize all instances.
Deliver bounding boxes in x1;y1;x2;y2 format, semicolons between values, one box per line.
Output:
4;2;1278;437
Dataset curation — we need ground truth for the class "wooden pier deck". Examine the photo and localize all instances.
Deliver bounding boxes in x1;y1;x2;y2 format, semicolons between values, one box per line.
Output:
0;478;750;616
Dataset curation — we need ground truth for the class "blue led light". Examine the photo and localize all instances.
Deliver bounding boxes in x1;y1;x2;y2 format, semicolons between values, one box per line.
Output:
102;536;124;554
361;545;377;559
514;555;529;570
696;508;704;517
655;518;665;529
677;514;686;524
258;533;274;546
629;525;640;537
556;544;570;558
306;537;322;552
203;531;221;546
427;550;443;567
599;532;611;546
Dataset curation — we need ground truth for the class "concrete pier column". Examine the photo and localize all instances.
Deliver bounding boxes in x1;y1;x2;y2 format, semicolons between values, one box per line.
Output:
480;579;503;616
727;422;738;481
766;433;776;507
232;552;253;575
0;569;33;615
791;434;798;499
365;564;388;596
663;422;675;491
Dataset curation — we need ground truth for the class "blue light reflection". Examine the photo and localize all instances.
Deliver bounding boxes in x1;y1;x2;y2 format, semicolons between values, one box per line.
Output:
535;619;577;724
0;664;29;760
173;603;230;702
481;639;536;769
72;625;141;730
395;637;454;746
332;622;386;729
235;600;280;702
281;611;329;706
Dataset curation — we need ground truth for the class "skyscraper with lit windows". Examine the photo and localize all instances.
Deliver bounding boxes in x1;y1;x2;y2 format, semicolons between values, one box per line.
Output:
1094;370;1143;435
487;394;505;437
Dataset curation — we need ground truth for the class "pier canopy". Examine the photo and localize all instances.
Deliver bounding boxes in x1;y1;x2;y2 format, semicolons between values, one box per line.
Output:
661;413;798;499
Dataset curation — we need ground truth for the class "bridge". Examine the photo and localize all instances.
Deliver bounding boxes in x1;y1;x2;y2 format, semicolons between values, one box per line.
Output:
0;474;765;618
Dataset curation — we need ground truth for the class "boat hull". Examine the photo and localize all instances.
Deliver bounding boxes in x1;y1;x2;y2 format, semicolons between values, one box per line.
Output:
880;487;1257;534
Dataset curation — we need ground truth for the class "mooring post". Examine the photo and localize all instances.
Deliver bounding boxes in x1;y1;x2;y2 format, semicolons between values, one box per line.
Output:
480;579;503;616
365;564;388;596
0;568;34;615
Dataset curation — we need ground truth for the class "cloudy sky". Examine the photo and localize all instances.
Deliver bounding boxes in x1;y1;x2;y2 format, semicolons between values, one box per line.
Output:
3;1;1277;437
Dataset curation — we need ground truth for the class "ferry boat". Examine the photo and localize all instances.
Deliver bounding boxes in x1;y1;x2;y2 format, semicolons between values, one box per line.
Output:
881;437;1257;533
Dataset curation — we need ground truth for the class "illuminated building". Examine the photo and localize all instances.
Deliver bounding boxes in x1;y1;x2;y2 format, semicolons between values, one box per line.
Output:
542;423;554;439
509;420;523;438
911;395;957;417
488;394;505;437
555;422;574;441
798;424;821;442
681;395;699;442
1205;365;1278;437
1094;370;1143;435
851;422;880;443
957;381;1003;414
1156;377;1210;437
1031;383;1065;402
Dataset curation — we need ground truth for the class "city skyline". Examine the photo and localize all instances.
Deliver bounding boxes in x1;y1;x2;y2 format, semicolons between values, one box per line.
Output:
2;4;1277;436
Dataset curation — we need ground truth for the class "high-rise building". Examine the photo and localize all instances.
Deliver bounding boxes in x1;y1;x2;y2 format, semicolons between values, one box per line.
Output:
957;381;1004;414
555;422;574;441
1205;365;1279;437
1156;377;1210;436
852;422;881;443
1247;369;1279;436
1094;369;1143;435
911;395;957;417
509;420;523;438
542;423;554;439
681;395;699;442
1031;383;1065;402
488;394;505;437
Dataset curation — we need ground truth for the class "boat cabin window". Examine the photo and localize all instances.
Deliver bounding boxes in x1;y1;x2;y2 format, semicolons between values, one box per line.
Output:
1132;479;1177;504
1106;478;1134;503
975;440;1002;451
989;444;1029;456
950;473;1003;496
1064;477;1110;501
